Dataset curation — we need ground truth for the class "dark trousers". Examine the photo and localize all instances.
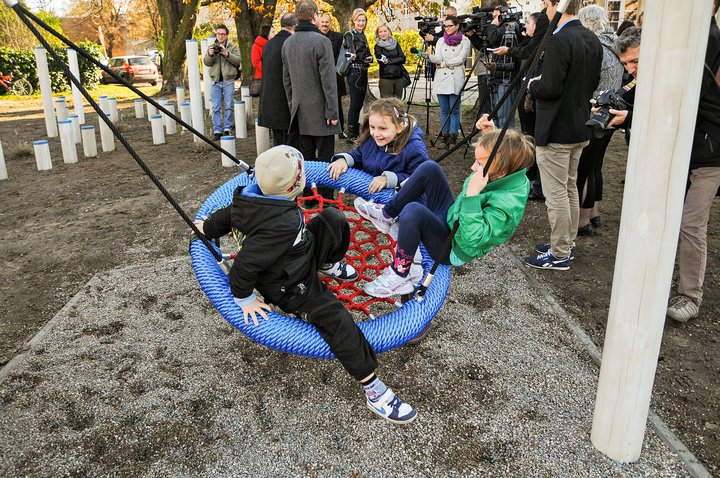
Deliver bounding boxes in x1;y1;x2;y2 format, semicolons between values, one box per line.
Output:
576;131;614;208
299;135;335;200
272;129;298;148
277;208;377;380
384;162;455;272
347;67;368;135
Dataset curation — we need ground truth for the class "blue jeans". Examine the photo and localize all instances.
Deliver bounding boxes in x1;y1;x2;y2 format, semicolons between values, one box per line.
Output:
384;161;455;273
492;83;516;130
211;80;235;133
437;94;461;134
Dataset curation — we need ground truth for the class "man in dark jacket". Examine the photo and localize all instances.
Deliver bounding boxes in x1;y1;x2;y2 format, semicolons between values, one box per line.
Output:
524;0;602;270
667;0;720;322
259;12;297;147
281;0;340;164
319;13;347;137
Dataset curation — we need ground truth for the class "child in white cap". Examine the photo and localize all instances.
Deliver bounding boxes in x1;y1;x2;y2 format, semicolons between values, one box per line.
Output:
195;145;417;425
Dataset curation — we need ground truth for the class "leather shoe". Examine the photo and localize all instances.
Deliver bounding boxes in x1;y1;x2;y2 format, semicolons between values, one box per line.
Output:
590;216;601;228
577;223;597;236
213;132;221;141
223;130;231;137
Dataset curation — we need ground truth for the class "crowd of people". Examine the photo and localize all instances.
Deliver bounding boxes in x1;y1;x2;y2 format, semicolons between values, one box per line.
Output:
196;0;720;425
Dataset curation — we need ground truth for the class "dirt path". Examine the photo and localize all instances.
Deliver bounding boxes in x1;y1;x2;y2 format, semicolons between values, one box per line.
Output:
0;98;717;473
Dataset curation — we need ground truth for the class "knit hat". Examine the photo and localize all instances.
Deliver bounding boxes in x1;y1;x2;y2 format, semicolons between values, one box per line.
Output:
254;145;306;199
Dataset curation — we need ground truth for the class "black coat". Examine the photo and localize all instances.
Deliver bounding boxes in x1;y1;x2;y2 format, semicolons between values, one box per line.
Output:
324;29;347;96
375;43;406;79
258;30;292;130
529;20;602;146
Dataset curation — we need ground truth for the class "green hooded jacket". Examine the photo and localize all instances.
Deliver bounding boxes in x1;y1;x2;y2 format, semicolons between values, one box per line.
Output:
447;168;530;266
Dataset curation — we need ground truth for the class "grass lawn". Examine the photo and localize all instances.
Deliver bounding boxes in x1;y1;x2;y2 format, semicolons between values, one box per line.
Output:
0;83;161;102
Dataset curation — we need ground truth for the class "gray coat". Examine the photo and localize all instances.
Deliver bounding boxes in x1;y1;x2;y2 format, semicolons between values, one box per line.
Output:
281;21;340;137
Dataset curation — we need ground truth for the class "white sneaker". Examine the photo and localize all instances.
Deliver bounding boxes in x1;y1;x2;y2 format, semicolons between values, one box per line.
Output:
366;388;417;425
319;260;358;281
363;263;423;298
666;295;699;322
354;197;396;237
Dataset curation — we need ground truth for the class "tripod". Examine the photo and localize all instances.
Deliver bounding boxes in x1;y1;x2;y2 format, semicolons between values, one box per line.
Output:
406;42;436;135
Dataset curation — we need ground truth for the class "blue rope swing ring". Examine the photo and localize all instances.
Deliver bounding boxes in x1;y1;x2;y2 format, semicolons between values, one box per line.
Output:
190;161;451;359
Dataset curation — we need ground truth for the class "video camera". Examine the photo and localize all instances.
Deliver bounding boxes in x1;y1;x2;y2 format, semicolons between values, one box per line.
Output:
458;5;523;33
585;90;628;137
211;41;222;55
415;15;440;37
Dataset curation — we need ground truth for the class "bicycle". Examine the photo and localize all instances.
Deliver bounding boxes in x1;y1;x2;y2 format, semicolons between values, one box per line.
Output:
0;72;34;96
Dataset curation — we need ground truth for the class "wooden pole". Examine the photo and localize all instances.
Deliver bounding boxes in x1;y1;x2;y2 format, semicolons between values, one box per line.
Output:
591;0;713;462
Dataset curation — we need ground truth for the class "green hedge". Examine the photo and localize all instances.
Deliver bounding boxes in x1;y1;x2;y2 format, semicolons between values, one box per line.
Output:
367;29;424;78
0;41;103;93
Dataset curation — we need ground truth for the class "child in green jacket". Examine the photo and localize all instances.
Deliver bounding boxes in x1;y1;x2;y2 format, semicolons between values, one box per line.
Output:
356;115;535;297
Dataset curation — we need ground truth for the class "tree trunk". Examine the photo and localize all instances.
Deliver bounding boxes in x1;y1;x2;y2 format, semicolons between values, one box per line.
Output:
331;0;377;33
157;0;200;94
233;0;277;85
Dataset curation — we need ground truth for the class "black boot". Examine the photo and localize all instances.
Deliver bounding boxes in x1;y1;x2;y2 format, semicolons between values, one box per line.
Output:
449;133;458;146
346;124;359;144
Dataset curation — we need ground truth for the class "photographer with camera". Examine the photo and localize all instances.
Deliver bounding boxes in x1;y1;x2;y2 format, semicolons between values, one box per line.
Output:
344;8;373;143
203;25;242;140
419;6;457;45
422;15;471;148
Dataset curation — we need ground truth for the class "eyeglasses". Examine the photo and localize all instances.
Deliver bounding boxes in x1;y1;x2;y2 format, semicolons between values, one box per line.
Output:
216;32;227;36
443;24;455;29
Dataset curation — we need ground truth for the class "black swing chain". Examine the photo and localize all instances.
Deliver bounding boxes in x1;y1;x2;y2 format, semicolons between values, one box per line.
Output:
416;11;564;300
11;2;225;263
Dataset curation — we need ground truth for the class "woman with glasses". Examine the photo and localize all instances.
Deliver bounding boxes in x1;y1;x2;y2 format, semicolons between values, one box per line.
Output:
423;15;471;148
344;8;372;142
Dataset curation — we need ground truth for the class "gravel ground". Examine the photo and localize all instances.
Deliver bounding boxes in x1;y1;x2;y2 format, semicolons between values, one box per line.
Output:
0;248;690;477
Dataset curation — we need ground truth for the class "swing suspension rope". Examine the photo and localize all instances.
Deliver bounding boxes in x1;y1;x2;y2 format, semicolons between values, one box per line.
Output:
415;9;566;300
5;0;243;264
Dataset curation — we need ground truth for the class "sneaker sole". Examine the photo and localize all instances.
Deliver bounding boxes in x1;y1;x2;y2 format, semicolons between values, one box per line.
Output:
534;245;575;260
363;282;416;298
524;261;570;271
366;403;418;425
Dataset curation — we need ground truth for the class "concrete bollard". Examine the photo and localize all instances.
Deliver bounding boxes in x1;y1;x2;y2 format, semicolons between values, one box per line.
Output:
33;140;52;171
134;99;144;118
202;37;215;110
180;102;191;132
234;101;247;139
220;135;236;167
176;86;185;108
186;40;204;143
55;96;68;122
151;114;165;144
255;120;270;156
58;120;78;164
68;114;81;144
108;97;119;123
98;96;115;152
67;48;85;124
147;100;157;120
164;102;177;135
34;47;58;138
241;86;252;123
81;125;97;158
0;140;7;180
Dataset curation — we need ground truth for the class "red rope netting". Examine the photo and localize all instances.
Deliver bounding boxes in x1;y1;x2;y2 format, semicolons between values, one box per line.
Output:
297;186;398;319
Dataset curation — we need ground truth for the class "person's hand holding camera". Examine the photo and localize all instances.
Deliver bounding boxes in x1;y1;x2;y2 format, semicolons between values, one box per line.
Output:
492;46;509;55
424;33;434;42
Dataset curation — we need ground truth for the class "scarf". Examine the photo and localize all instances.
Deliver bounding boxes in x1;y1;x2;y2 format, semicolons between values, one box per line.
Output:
443;31;463;47
375;36;397;50
296;20;321;34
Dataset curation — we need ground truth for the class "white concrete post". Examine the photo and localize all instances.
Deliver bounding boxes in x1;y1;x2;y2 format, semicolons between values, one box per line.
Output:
255;119;270;156
234;101;247;139
66;48;85;124
147;100;157;120
107;97;119;123
55;96;68;122
591;0;714;463
241;86;252;123
33;140;52;170
34;47;57;138
180;102;192;131
186;40;205;143
0;140;7;181
134;99;144;118
176;86;185;108
220;135;236;167
68;114;81;144
151;114;165;144
203;37;215;110
58;120;78;164
81;125;97;158
98;96;115;153
164;101;177;135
